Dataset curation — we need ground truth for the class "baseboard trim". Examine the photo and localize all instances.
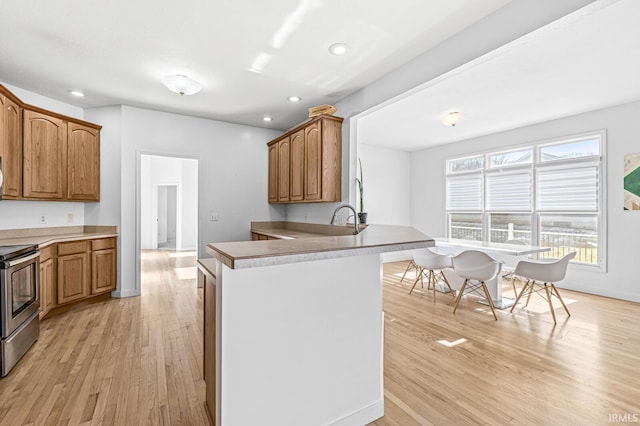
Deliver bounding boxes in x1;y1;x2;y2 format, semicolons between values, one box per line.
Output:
328;399;384;426
111;289;140;298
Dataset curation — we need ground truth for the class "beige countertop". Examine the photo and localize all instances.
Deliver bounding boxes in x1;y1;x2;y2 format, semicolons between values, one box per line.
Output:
251;220;364;239
0;226;118;248
208;224;434;269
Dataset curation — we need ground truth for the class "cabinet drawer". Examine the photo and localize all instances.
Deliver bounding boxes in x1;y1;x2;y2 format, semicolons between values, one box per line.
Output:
57;240;89;256
92;238;116;251
39;244;55;262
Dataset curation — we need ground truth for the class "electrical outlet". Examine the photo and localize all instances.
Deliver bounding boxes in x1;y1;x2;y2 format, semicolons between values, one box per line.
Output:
67;213;74;223
209;212;219;222
39;214;47;224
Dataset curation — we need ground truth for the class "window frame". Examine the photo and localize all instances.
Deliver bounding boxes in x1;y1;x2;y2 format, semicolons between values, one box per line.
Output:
444;130;607;272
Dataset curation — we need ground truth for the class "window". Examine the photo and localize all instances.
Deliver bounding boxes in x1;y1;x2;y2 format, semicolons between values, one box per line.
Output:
488;148;533;168
445;132;606;269
447;155;484;174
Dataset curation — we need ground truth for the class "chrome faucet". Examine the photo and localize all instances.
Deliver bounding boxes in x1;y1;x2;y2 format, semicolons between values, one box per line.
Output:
330;204;360;235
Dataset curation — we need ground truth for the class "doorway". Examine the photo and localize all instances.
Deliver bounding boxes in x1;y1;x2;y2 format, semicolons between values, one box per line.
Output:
156;184;178;250
138;153;199;293
140;154;198;252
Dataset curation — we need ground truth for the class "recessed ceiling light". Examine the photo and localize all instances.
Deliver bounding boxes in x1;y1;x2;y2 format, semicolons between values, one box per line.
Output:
263;115;273;122
70;90;84;97
329;43;348;56
288;96;301;102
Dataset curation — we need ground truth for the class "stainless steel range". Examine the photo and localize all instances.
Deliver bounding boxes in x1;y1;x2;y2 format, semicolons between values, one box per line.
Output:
0;244;40;377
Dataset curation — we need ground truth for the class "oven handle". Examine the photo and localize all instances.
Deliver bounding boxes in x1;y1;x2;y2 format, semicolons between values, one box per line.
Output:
3;251;40;268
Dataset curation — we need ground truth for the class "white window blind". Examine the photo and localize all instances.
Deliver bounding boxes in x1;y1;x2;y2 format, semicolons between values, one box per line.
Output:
446;176;482;211
537;166;598;211
486;172;531;211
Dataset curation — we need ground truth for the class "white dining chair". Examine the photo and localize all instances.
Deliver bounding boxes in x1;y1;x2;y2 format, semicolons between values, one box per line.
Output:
409;249;455;300
509;252;576;324
451;250;502;320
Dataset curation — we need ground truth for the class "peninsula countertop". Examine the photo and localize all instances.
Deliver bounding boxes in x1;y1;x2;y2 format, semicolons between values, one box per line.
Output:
207;224;434;269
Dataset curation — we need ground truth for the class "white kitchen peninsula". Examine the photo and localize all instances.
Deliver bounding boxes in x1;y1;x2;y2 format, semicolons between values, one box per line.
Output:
199;224;434;426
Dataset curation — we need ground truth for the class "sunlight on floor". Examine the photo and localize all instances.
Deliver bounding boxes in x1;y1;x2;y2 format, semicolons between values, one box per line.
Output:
174;267;196;280
168;251;197;258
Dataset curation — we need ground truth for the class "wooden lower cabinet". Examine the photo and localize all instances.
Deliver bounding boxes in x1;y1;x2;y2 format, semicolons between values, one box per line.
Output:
251;231;281;240
38;245;56;319
91;238;117;294
58;250;90;305
40;237;117;317
198;259;217;424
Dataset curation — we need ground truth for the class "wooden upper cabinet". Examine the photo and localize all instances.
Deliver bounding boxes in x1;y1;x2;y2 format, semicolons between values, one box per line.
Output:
68;122;100;201
304;121;322;201
289;129;304;201
23;109;67;199
268;143;278;203
0;93;22;199
0;84;101;202
266;114;342;204
277;137;290;202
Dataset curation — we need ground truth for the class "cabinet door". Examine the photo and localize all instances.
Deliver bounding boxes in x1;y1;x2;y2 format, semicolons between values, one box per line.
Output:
39;258;55;317
304;121;322;200
1;95;22;199
23;110;67;199
268;143;278;203
289;129;304;201
91;248;116;294
57;253;89;304
68;122;100;201
277;137;290;202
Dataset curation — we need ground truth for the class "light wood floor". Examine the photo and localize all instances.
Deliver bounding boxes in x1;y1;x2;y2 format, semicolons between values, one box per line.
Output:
1;254;639;425
373;262;640;425
0;250;207;425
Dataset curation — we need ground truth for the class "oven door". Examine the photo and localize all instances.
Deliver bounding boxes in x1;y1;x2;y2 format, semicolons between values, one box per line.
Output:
1;251;40;338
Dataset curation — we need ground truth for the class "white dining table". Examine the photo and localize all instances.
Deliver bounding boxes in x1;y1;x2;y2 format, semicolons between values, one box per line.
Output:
433;238;551;309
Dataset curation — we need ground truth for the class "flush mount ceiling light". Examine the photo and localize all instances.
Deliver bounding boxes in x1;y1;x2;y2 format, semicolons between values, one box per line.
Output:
161;74;202;96
263;115;273;122
328;43;348;55
70;90;84;97
440;111;463;127
287;96;301;102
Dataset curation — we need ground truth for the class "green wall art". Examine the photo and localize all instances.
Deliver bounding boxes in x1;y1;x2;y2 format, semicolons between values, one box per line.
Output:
624;153;640;210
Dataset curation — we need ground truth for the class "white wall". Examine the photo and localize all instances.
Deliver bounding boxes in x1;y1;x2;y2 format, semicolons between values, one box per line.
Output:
0;201;85;229
357;144;411;225
411;100;640;302
181;158;198;249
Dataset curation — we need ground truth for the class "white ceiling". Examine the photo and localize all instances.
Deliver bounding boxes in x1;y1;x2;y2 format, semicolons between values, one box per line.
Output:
357;0;640;151
0;0;509;131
